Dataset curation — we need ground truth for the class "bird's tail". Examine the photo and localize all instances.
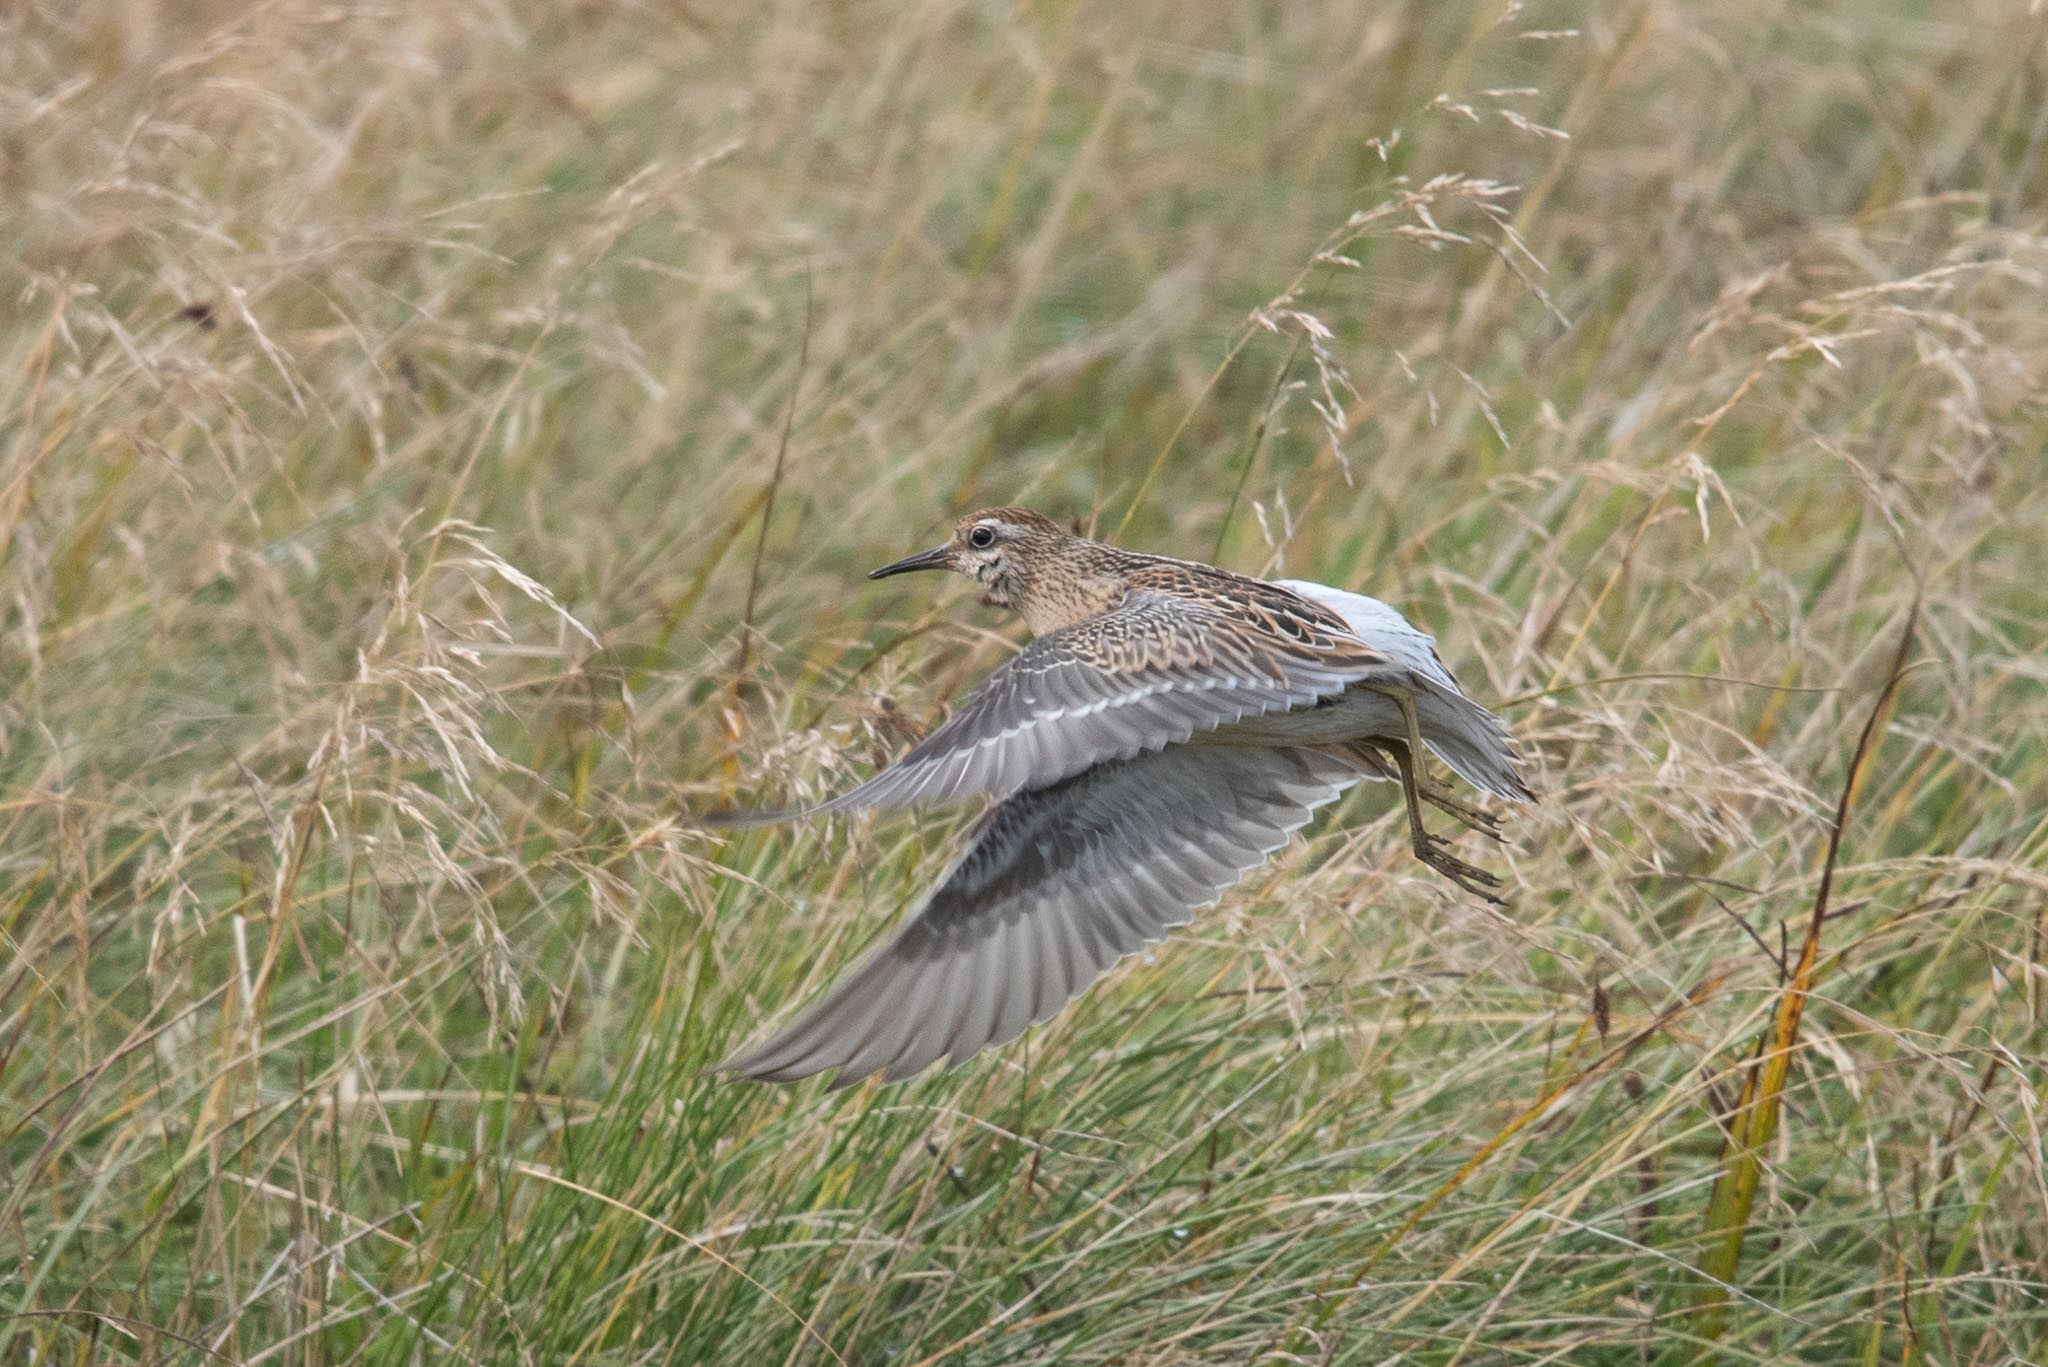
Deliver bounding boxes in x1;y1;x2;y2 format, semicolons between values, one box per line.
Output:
1415;683;1535;803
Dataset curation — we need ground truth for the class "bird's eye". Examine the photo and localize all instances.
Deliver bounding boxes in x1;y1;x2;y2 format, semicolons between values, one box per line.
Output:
968;525;996;549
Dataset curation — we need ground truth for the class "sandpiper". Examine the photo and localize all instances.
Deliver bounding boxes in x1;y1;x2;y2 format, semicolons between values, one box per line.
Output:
713;507;1532;1087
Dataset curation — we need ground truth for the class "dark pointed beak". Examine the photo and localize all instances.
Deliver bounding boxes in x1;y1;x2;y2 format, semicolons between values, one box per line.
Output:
867;545;951;580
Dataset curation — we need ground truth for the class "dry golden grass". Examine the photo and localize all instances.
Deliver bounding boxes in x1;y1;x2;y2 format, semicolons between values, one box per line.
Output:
3;0;2046;1361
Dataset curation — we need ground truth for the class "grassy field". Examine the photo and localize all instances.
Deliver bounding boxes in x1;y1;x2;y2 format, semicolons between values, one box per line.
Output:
5;0;2047;1361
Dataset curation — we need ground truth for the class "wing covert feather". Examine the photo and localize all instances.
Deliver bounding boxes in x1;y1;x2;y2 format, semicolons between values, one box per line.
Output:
709;591;1390;826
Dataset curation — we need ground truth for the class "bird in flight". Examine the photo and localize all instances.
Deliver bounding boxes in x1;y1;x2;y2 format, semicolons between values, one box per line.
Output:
711;507;1532;1087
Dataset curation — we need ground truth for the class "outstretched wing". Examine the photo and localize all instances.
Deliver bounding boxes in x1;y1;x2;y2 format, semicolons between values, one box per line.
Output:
709;590;1389;825
718;744;1372;1087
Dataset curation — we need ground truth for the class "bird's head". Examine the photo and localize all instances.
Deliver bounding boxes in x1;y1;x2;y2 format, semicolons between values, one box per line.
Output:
868;506;1075;611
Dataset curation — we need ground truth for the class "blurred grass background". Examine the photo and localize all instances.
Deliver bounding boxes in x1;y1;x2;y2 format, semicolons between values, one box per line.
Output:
4;0;2047;1361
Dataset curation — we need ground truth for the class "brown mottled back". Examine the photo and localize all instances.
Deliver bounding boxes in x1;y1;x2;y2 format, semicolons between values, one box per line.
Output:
933;506;1373;646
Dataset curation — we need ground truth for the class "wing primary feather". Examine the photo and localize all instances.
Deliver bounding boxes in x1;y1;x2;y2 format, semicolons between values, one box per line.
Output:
723;744;1365;1087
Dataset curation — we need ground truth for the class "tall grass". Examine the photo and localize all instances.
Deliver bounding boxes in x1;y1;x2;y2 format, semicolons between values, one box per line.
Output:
4;0;2046;1360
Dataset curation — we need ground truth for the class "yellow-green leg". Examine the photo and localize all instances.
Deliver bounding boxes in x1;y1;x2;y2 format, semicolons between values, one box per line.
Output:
1358;739;1504;840
1363;685;1506;902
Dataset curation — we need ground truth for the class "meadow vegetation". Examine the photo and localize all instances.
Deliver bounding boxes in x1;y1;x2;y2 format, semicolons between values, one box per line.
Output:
4;0;2046;1360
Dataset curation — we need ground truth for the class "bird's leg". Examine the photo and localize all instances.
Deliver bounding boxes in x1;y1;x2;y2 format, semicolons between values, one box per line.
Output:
1379;738;1506;902
1358;687;1505;839
1356;738;1503;840
1365;686;1505;903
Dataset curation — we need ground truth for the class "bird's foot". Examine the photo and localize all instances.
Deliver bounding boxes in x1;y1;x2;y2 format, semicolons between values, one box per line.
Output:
1415;834;1506;904
1419;785;1504;842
